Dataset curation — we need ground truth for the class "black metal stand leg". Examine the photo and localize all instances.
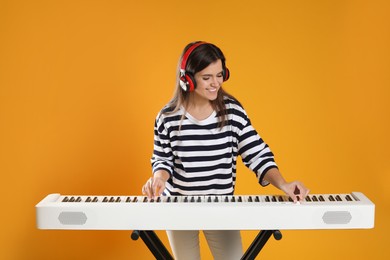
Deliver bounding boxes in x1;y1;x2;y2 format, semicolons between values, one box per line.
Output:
241;230;282;260
131;230;174;260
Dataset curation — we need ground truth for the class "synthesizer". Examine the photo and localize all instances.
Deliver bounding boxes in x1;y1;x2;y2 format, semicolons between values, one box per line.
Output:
36;192;375;230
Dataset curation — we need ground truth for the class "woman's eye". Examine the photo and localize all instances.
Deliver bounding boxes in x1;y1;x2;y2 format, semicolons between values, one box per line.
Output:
202;77;210;80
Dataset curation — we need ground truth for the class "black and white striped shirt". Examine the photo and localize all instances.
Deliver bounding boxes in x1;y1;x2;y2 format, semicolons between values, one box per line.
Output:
151;97;278;196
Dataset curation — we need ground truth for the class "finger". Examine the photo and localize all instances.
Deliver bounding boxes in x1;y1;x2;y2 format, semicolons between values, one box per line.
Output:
152;180;164;198
295;183;309;201
143;178;154;198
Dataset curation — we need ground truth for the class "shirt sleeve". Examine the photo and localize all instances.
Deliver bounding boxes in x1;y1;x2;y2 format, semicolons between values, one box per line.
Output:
237;112;278;187
150;114;174;175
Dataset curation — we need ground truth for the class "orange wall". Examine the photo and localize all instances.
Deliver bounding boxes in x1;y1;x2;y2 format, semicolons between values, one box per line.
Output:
1;0;389;259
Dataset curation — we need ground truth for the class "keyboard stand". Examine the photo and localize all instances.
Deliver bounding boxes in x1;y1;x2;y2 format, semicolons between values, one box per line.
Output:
131;230;174;260
241;230;282;260
131;229;282;260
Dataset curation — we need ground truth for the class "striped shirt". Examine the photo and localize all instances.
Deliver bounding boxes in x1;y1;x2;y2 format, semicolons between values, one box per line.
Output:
151;97;278;196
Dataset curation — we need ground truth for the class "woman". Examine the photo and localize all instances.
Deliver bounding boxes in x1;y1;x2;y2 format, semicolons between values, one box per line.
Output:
142;41;309;260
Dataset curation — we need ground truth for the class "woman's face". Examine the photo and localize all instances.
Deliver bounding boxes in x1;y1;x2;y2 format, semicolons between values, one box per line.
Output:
193;59;224;102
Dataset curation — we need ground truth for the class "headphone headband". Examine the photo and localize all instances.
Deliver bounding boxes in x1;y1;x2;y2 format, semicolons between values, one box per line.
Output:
180;41;207;74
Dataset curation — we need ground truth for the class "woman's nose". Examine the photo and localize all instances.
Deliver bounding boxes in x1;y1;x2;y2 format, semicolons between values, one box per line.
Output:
211;76;221;86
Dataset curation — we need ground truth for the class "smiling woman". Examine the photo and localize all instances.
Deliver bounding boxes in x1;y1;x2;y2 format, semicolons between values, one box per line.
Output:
141;41;309;260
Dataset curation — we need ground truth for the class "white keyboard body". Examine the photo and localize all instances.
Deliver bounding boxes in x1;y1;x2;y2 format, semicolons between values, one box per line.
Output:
36;192;375;230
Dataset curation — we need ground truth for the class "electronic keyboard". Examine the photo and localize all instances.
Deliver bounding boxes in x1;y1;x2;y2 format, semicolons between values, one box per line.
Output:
36;192;375;230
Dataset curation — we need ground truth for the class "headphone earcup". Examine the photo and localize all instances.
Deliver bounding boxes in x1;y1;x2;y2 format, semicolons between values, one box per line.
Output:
223;67;230;82
184;73;196;92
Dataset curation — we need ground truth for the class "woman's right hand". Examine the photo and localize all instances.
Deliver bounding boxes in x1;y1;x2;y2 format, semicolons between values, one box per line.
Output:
141;170;170;199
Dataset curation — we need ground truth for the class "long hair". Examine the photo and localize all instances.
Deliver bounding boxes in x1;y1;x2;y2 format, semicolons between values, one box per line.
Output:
165;41;237;128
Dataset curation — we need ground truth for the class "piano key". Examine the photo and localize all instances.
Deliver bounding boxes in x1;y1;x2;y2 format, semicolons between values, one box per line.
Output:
329;195;335;202
86;197;92;202
92;197;98;202
62;197;69;202
319;196;325;202
346;195;353;201
76;197;82;202
69;197;76;202
109;197;115;202
103;197;108;202
336;195;342;201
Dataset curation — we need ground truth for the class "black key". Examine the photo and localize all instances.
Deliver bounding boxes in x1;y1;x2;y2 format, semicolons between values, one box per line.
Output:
157;197;161;202
76;197;82;202
62;197;69;202
231;196;236;202
207;197;212;202
278;196;284;202
255;196;260;202
346;195;353;201
248;196;253;202
143;197;148;202
305;196;312;202
312;196;318;202
190;196;195;203
329;195;335;201
109;197;115;202
86;197;92;202
214;196;219;202
173;197;178;202
69;197;75;202
126;197;131;202
238;196;242;202
197;196;201;203
225;196;229;202
92;197;98;202
132;197;138;202
335;195;342;201
271;196;277;202
319;195;325;202
167;197;171;202
184;197;188;202
103;197;108;202
265;196;270;202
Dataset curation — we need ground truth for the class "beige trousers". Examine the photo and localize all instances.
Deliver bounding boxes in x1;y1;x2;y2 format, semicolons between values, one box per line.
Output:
166;230;243;260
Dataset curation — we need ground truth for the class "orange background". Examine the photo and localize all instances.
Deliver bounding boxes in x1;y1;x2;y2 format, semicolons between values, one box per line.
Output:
1;0;389;259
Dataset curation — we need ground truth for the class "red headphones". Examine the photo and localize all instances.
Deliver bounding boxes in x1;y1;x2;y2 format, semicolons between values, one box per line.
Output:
179;42;230;92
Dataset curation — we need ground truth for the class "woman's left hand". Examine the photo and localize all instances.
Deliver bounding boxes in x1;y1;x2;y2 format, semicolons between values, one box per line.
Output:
280;181;310;203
